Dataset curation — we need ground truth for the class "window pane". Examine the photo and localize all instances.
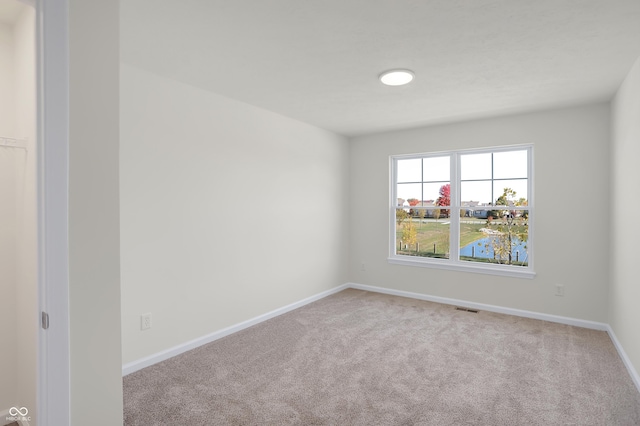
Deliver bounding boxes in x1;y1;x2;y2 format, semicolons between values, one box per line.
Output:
459;217;528;266
493;150;527;179
493;179;528;205
423;182;449;204
396;209;450;259
461;153;491;180
423;156;450;182
396;183;421;206
397;158;421;183
461;180;492;205
392;146;531;273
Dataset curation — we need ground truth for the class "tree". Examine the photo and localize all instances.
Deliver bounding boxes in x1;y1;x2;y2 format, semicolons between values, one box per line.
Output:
401;218;418;249
417;208;426;228
518;198;529;218
436;183;450;217
495;188;516;208
483;188;528;265
396;209;409;226
397;209;417;251
407;198;420;216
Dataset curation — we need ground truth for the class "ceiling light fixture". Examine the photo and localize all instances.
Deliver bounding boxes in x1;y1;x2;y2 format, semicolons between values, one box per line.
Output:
379;69;415;86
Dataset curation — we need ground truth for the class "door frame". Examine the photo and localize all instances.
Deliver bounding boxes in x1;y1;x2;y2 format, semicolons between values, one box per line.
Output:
36;0;70;424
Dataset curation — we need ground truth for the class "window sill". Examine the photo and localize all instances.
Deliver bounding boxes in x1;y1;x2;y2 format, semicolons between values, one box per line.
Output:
388;256;536;279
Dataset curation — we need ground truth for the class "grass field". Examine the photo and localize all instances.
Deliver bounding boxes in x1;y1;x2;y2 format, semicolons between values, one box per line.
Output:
396;217;528;265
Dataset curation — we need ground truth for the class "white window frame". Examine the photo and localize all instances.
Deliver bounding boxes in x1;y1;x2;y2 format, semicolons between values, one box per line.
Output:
389;145;535;279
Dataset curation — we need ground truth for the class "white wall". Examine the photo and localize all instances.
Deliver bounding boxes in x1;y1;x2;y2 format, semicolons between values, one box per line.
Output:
0;22;14;136
610;56;640;379
120;63;349;364
0;152;18;409
13;4;37;422
0;20;18;411
349;103;611;322
0;8;36;416
69;0;122;423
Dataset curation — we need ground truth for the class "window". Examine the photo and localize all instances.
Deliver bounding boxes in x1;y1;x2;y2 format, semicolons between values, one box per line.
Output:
390;145;534;278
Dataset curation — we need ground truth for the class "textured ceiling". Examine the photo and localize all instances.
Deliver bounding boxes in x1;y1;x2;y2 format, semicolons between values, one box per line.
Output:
121;0;640;136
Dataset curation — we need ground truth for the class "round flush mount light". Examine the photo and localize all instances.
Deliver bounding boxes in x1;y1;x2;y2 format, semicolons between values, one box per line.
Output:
379;69;415;86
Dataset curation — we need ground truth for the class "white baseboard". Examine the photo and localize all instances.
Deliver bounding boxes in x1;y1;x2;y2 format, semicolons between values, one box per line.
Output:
347;282;609;330
122;283;350;376
122;281;640;396
0;408;31;426
605;325;640;394
347;282;640;394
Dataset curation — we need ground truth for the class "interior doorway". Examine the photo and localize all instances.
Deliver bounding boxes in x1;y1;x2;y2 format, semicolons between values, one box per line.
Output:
2;0;72;424
0;0;37;425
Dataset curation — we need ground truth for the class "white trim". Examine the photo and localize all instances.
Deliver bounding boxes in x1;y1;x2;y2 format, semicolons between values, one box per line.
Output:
388;256;536;279
605;325;640;394
122;284;350;376
450;150;460;262
406;206;531;211
390;145;534;278
38;0;70;425
121;281;640;397
391;143;535;160
347;283;608;330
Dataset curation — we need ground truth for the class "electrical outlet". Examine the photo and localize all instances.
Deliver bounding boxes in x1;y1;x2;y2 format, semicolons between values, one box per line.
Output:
141;313;152;330
555;285;565;297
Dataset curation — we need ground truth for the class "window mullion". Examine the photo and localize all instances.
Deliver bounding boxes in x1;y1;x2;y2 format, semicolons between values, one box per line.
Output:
526;146;534;269
420;158;424;206
491;152;494;205
390;157;398;256
450;153;460;261
389;145;533;276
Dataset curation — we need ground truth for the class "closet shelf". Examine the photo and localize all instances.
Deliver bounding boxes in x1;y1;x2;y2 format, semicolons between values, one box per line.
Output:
0;136;27;150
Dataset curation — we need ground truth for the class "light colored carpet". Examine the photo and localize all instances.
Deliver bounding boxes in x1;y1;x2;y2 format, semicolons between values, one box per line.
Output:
123;289;640;425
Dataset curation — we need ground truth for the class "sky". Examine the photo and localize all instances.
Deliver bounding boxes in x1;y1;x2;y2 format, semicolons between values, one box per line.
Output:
396;149;528;206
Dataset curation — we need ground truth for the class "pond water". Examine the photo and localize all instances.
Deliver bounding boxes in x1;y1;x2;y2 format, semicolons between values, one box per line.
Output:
460;237;528;262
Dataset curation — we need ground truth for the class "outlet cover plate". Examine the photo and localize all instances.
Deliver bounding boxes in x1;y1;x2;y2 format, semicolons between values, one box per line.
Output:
141;313;152;330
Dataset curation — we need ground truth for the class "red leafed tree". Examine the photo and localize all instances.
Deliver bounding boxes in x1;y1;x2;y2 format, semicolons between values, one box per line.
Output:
407;198;420;216
436;184;450;217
